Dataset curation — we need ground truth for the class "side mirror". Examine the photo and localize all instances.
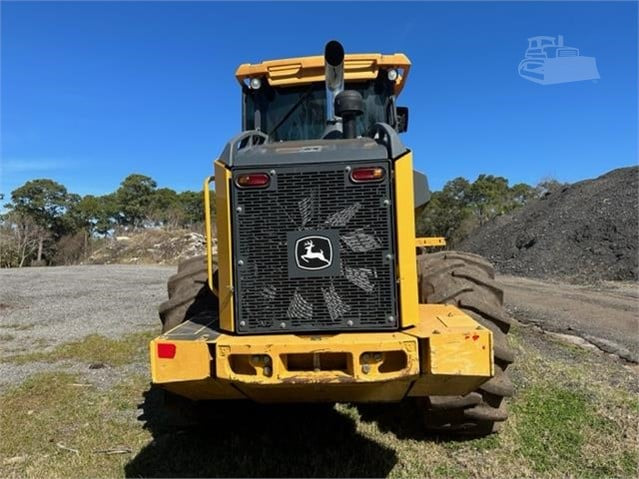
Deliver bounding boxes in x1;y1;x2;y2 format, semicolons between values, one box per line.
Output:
396;106;409;133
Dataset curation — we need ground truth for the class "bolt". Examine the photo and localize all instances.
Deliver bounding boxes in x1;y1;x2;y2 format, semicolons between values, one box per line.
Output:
362;364;370;374
374;353;383;361
237;259;244;266
362;353;370;362
263;366;272;376
385;254;393;261
239;320;246;327
346;320;354;327
252;355;261;363
263;356;271;365
280;322;286;329
269;169;276;176
236;206;243;213
383;199;390;206
345;166;352;172
387;315;395;323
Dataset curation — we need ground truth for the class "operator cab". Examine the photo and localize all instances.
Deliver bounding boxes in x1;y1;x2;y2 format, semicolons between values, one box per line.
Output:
237;41;410;142
243;73;400;141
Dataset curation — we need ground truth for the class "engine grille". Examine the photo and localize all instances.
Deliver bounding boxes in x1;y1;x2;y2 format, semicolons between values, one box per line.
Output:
231;161;397;334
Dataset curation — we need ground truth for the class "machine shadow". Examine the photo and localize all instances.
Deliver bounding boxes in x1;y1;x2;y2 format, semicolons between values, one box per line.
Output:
355;400;490;444
354;400;428;441
125;387;398;478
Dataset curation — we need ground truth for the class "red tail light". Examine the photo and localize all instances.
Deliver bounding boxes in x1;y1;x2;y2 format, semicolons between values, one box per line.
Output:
236;173;270;188
157;343;176;359
350;167;385;183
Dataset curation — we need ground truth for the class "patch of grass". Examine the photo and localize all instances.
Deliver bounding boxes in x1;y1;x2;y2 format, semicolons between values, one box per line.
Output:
0;372;151;479
2;330;156;366
511;385;600;473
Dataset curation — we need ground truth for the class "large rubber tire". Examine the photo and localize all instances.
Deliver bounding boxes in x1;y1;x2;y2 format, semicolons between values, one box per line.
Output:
417;251;515;436
158;255;218;333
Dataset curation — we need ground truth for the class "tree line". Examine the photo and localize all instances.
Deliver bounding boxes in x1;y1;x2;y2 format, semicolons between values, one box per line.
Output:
0;174;208;268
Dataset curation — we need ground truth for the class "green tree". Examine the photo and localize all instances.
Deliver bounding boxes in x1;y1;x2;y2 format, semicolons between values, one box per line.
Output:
7;179;72;262
114;174;157;228
68;194;117;237
416;177;472;240
150;187;180;227
467;174;510;225
178;190;206;226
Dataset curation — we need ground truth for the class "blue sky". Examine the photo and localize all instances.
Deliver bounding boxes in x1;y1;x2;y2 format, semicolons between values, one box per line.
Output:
1;1;637;198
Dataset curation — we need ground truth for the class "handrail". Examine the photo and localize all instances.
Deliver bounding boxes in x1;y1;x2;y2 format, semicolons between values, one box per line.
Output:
203;175;218;296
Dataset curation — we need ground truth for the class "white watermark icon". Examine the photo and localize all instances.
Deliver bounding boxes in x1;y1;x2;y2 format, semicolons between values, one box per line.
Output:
518;35;600;85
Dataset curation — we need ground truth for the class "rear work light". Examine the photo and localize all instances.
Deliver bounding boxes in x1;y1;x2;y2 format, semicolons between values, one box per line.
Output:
235;172;270;188
157;343;176;359
350;166;385;183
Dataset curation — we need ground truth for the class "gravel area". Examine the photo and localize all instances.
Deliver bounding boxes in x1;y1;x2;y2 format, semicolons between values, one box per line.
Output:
0;264;174;390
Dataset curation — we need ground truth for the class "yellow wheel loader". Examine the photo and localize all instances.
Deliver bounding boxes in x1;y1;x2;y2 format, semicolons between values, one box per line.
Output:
152;41;514;435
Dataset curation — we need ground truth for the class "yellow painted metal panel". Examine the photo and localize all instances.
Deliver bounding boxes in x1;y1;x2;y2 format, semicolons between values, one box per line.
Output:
149;338;211;384
405;304;493;396
235;53;411;95
393;151;419;328
148;304;494;401
428;330;492;376
163;379;245;401
214;160;234;332
235;380;413;403
215;331;420;385
415;237;447;247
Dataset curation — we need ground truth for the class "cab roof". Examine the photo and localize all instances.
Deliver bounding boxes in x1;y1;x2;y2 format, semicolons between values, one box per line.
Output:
235;53;411;95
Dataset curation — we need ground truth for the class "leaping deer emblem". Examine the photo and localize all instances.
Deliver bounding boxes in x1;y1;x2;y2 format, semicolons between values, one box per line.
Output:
300;240;330;264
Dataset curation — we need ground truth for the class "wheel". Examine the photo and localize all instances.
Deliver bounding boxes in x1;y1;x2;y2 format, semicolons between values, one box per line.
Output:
158;255;218;333
417;251;515;436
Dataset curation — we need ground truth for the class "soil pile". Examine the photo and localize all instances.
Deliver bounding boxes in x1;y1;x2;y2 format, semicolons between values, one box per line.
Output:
459;166;638;282
87;229;213;265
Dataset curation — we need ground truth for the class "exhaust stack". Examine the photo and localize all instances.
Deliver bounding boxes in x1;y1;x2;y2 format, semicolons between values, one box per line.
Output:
324;40;345;125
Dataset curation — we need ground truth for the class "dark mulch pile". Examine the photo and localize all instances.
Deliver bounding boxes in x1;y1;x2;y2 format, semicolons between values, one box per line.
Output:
459;166;639;283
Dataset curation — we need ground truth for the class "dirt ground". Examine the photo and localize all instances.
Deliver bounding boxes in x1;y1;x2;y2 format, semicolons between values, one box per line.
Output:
499;274;639;363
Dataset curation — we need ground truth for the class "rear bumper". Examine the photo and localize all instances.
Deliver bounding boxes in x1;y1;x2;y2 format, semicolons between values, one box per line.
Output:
150;304;493;402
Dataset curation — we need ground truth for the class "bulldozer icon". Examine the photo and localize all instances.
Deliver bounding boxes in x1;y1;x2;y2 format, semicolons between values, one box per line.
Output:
518;35;600;85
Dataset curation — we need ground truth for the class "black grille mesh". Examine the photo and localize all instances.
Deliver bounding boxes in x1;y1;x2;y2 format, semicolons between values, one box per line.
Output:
231;162;397;333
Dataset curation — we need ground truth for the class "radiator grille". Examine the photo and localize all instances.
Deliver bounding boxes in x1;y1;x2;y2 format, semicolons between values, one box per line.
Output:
231;162;397;333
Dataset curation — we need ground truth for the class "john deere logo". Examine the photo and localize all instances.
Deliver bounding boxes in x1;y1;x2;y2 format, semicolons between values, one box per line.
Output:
295;236;333;271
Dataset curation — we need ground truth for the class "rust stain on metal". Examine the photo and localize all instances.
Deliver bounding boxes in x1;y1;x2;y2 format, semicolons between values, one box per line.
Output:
280;375;356;385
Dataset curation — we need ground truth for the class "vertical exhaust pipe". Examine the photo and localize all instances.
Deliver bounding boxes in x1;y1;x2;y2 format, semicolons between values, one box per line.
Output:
324;40;345;125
